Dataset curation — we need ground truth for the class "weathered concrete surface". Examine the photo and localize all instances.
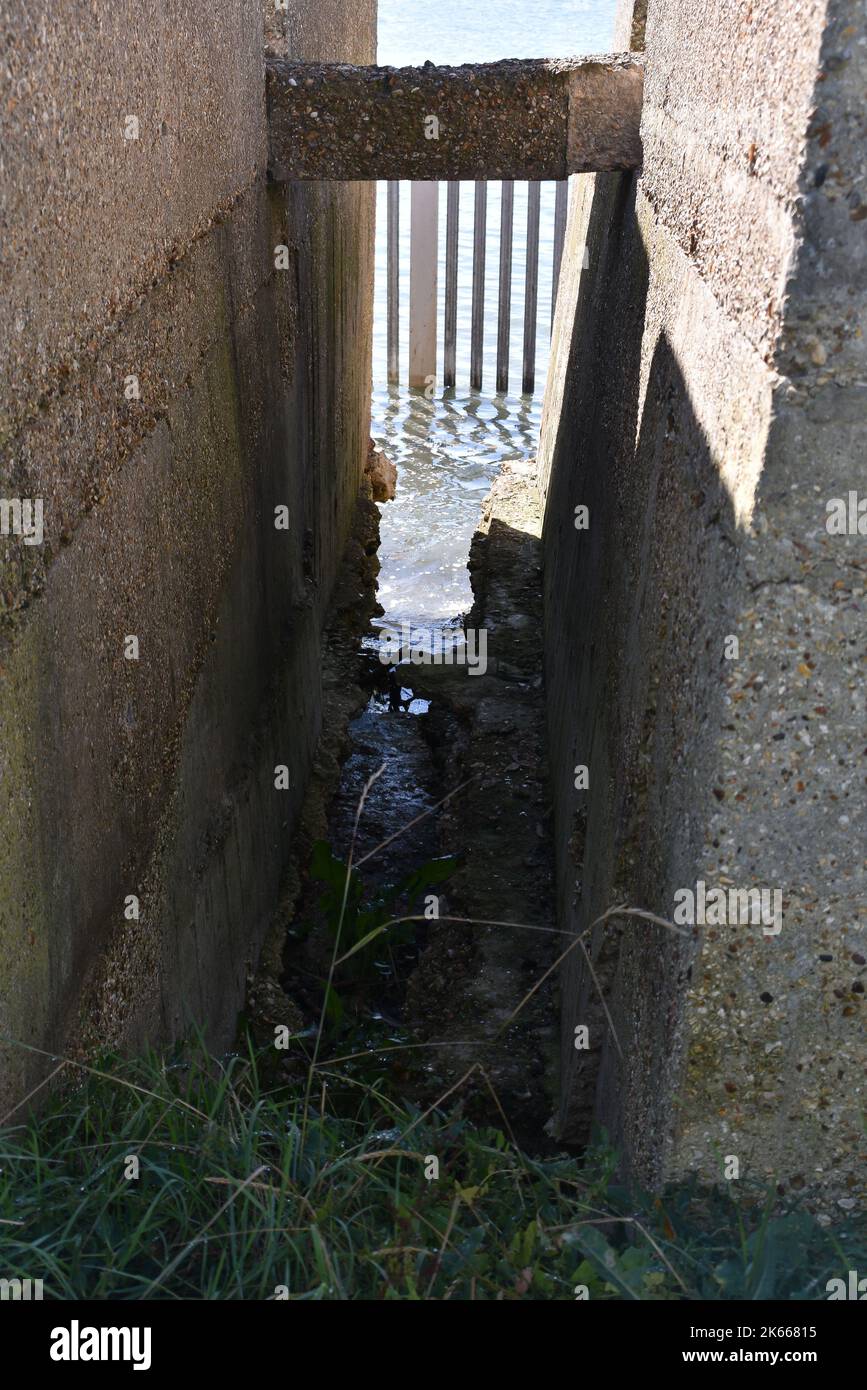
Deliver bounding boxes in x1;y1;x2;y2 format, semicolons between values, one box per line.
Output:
613;0;648;51
539;0;865;1211
266;55;643;181
0;1;375;1111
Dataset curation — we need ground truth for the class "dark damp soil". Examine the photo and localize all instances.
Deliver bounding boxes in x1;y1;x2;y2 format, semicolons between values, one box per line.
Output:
280;677;442;1033
251;460;561;1152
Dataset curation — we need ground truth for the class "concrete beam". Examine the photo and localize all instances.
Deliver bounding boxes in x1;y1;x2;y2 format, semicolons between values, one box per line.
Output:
266;55;643;181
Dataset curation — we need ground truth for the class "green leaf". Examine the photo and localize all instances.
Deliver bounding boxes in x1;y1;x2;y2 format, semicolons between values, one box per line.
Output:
335;924;390;965
324;983;344;1026
400;856;458;902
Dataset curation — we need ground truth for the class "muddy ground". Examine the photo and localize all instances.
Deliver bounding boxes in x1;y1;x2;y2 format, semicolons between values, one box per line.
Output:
248;454;560;1150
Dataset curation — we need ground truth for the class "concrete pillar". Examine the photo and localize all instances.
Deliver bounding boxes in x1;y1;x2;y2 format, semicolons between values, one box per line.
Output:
409;182;438;389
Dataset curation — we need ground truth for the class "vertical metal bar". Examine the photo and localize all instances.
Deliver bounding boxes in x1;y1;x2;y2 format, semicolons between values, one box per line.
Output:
387;181;399;384
496;181;514;394
522;180;541;394
470;181;487;392
552;178;568;331
444;181;459;389
409;181;438;389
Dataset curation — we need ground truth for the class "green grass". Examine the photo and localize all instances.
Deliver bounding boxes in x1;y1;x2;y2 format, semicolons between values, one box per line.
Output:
0;1037;862;1300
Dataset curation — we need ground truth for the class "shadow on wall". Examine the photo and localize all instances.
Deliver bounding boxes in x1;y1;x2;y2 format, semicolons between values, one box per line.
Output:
541;172;741;1183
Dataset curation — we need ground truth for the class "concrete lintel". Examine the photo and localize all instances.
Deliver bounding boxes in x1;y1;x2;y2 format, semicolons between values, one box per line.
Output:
266;55;644;181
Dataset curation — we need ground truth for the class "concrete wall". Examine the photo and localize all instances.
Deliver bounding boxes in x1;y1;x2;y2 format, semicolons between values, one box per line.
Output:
539;0;864;1207
0;1;375;1109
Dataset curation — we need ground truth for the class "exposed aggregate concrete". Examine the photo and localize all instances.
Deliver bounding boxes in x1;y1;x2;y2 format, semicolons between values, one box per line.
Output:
538;0;865;1209
0;0;376;1114
266;55;643;181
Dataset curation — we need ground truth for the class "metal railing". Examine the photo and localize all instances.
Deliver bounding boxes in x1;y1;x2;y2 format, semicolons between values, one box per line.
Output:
386;178;569;396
